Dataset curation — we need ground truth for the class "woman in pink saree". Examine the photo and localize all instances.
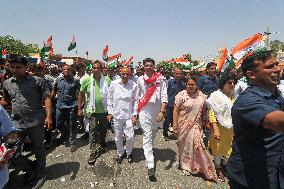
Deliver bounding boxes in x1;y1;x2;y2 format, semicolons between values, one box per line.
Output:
173;77;217;181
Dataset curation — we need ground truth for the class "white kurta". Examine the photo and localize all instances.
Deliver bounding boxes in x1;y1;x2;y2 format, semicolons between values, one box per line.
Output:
107;79;139;156
137;74;168;169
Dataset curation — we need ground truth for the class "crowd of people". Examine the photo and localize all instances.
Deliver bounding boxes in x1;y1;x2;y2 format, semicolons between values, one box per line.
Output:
0;47;284;189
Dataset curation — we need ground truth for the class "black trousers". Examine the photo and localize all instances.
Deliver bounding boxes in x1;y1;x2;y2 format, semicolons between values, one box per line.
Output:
163;106;173;137
12;125;46;176
86;113;108;155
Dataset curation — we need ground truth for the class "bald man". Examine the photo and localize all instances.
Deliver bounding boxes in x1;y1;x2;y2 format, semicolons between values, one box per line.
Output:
107;67;139;164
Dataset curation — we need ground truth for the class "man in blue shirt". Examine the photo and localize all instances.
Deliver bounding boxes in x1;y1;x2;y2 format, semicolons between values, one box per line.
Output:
196;62;218;95
163;67;185;140
52;65;80;153
0;105;17;189
227;49;284;189
196;62;218;148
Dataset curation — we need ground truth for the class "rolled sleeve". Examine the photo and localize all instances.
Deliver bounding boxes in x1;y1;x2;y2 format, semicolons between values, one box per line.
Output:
233;97;277;128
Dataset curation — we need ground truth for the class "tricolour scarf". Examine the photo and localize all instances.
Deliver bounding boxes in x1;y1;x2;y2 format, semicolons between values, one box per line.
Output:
137;72;161;112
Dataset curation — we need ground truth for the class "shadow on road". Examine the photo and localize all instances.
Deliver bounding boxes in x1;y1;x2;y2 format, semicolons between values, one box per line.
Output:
131;147;176;170
45;161;80;181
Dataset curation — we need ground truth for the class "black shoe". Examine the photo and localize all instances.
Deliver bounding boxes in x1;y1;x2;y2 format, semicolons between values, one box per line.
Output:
29;175;46;189
116;155;124;164
127;154;133;163
148;168;157;182
164;136;170;141
23;163;37;184
70;145;77;153
88;153;97;165
100;142;107;151
80;132;89;140
44;139;53;149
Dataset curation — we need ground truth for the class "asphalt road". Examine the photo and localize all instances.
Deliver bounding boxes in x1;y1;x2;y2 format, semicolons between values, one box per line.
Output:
6;128;229;189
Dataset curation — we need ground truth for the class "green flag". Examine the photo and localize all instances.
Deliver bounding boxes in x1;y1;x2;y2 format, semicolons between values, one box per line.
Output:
68;35;76;51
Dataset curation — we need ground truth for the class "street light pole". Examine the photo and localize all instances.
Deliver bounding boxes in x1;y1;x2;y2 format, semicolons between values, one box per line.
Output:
264;26;271;46
264;26;280;47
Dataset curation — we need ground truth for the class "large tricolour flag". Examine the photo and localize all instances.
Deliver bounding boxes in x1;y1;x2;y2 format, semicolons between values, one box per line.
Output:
232;33;266;68
68;35;76;51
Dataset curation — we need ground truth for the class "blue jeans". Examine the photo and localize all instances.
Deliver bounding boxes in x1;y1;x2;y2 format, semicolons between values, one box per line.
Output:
56;108;76;145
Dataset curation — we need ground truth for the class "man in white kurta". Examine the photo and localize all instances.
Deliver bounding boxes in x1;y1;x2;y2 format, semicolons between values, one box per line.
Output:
137;58;167;182
107;67;138;164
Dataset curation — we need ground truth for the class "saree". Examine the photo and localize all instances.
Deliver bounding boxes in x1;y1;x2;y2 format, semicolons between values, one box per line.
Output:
175;90;217;181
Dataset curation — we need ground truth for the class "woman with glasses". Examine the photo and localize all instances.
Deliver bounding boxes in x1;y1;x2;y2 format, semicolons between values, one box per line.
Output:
206;73;237;181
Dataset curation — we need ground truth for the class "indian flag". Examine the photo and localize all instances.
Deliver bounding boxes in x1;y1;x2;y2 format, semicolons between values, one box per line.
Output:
169;57;192;69
124;56;134;66
68;35;76;51
192;61;206;70
216;48;229;72
0;49;7;58
107;53;121;67
232;33;266;68
102;45;108;61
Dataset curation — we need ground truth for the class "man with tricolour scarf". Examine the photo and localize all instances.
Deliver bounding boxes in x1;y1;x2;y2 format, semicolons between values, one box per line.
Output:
137;58;167;182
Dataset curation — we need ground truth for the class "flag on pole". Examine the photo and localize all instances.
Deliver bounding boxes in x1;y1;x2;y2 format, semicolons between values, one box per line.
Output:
232;33;266;68
107;53;121;68
216;48;229;72
192;61;207;70
124;56;134;66
68;35;77;51
0;49;7;59
102;45;108;61
46;35;53;55
168;56;192;69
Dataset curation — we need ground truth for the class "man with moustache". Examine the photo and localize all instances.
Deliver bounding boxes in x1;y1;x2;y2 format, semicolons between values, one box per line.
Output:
1;55;52;188
163;67;185;140
227;48;284;189
52;64;80;153
137;58;167;181
78;61;108;165
107;67;138;164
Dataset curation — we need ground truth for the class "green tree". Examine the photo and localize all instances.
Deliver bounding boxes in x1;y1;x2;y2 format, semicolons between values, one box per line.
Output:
0;35;40;56
269;40;284;54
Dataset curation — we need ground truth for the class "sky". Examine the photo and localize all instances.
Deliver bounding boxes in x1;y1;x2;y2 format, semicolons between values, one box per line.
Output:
1;0;284;63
